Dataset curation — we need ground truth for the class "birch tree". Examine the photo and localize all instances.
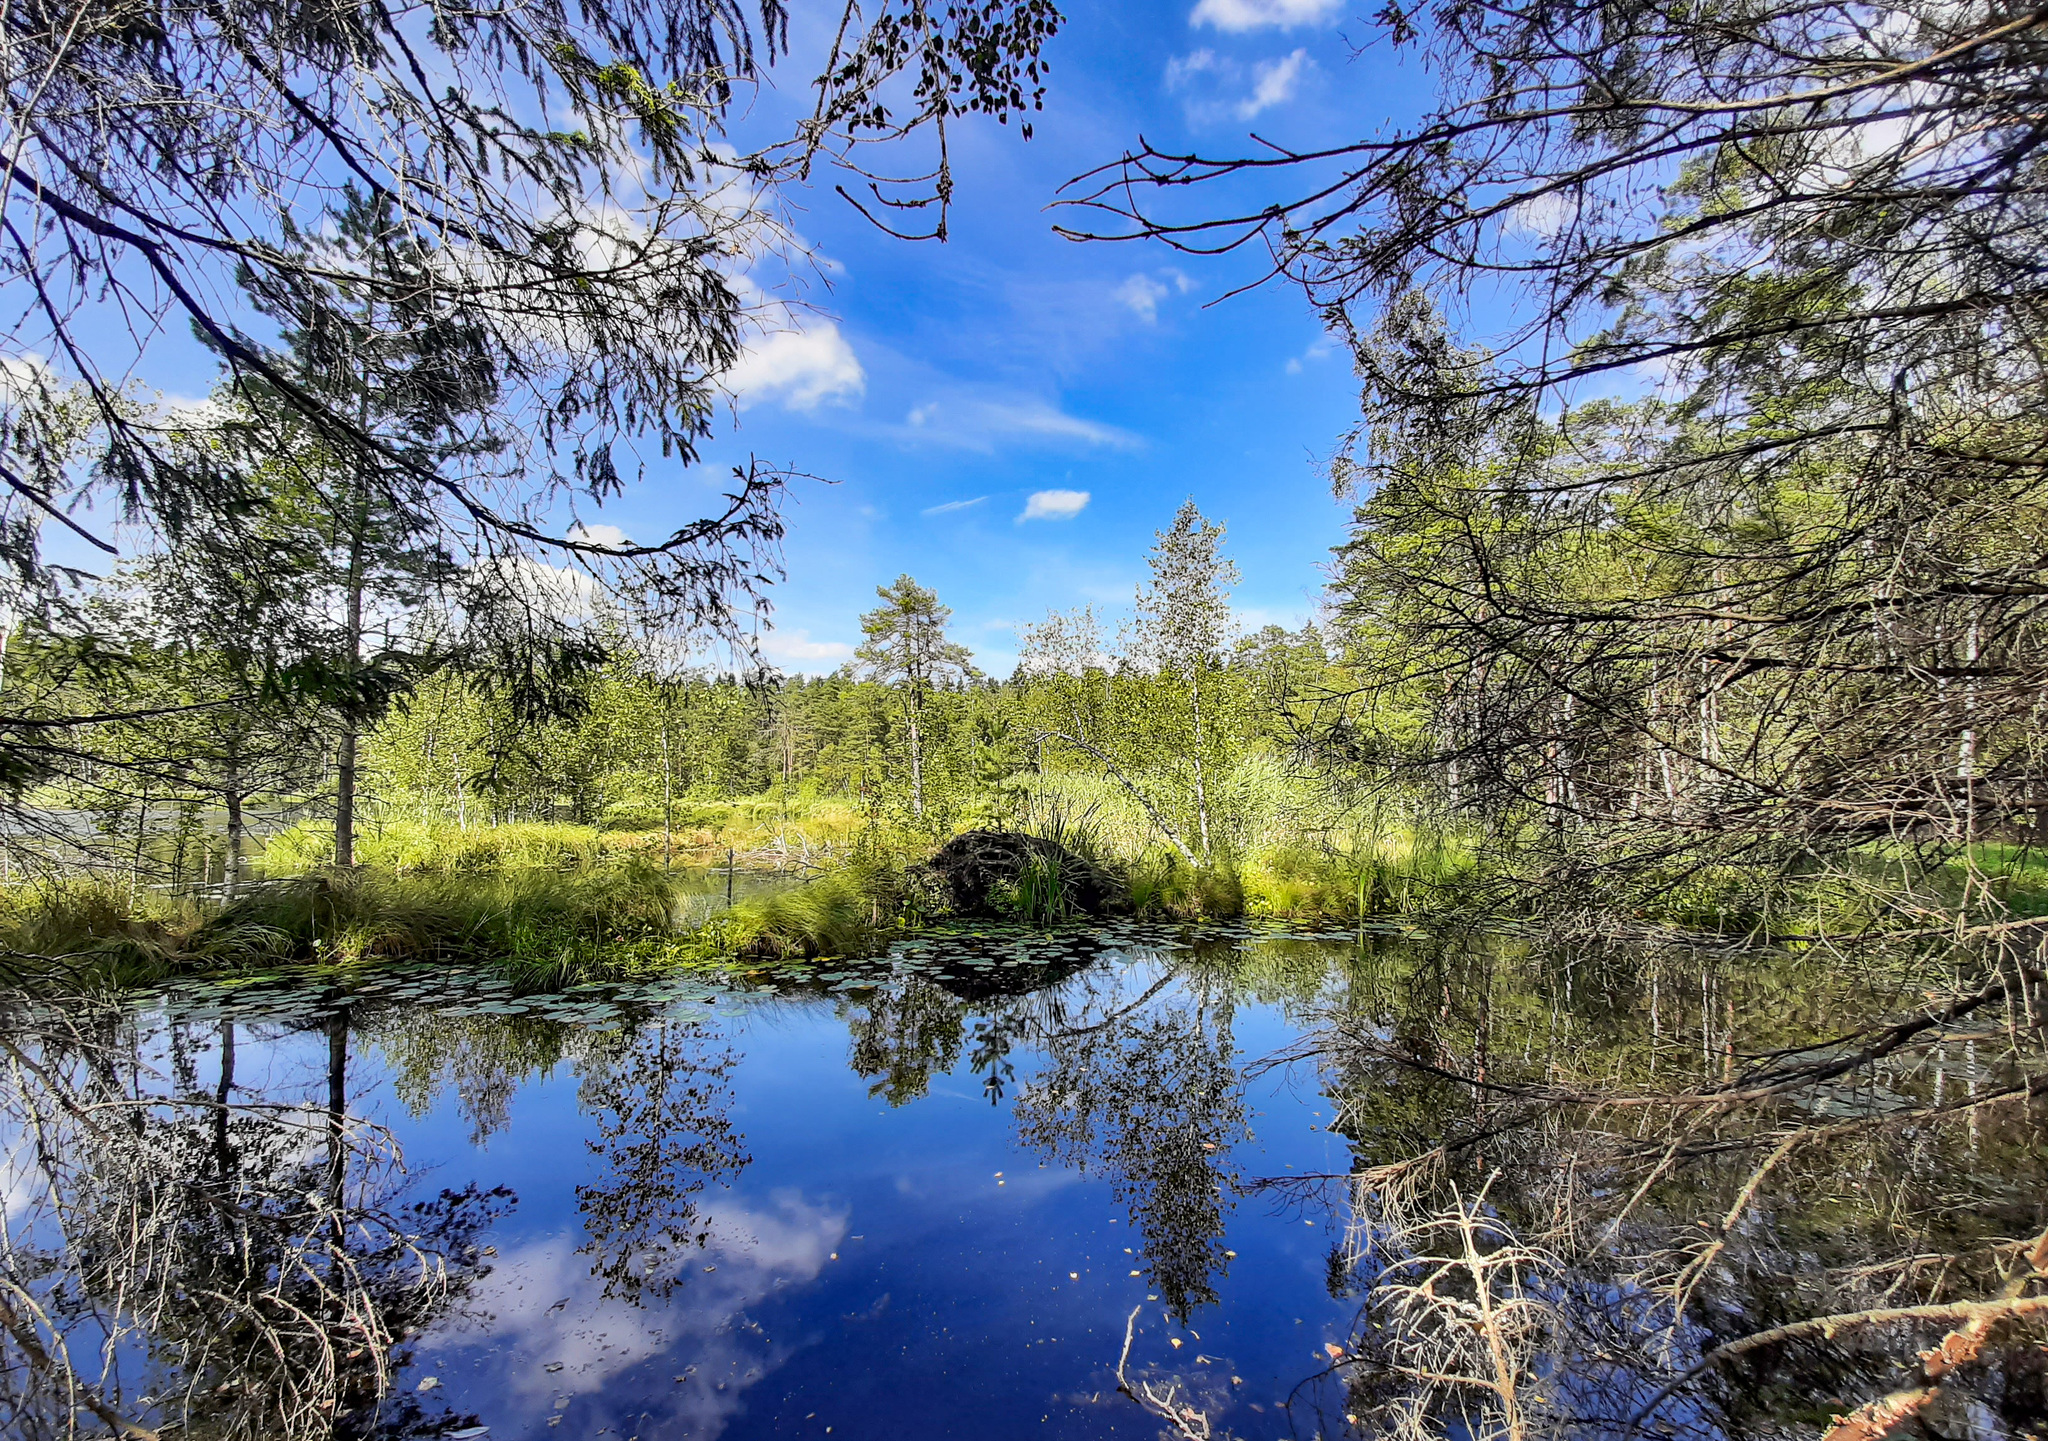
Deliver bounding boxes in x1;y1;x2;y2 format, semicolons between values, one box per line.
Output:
1133;502;1238;858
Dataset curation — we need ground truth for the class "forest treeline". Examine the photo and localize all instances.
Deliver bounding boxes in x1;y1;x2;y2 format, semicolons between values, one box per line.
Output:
0;501;1364;908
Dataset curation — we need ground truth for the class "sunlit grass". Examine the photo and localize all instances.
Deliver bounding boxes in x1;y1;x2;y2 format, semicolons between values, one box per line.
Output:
260;799;869;877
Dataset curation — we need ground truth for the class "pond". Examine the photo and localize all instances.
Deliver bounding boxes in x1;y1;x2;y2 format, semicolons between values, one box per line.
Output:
1;921;2043;1440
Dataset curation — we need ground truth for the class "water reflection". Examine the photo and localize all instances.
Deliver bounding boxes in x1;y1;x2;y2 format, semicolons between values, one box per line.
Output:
846;977;965;1106
1286;933;2048;1441
1;922;2039;1440
0;997;508;1441
1016;976;1244;1320
436;1191;845;1439
572;1019;749;1305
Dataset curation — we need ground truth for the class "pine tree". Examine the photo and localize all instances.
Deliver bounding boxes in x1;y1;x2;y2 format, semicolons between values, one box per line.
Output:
853;577;978;819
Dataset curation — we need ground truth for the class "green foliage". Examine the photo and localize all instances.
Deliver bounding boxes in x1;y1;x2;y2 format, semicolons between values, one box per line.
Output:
983;804;1117;927
262;820;608;875
0;863;695;988
717;860;905;960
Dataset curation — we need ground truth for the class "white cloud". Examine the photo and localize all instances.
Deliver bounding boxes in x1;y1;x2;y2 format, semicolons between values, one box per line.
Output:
1165;47;1222;87
1191;0;1344;30
153;392;223;422
991;404;1133;448
922;496;988;516
759;627;855;667
1019;490;1091;523
1114;264;1204;323
423;1192;847;1441
0;353;54;406
482;556;602;617
567;522;631;549
726;323;865;411
1115;274;1171;323
1239;48;1310;118
1509;190;1581;240
1116;270;1198;324
1284;332;1338;374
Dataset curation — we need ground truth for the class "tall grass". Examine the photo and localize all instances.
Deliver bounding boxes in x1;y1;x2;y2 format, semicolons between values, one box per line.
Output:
988;801;1125;926
217;865;679;963
717;858;903;959
0;879;204;986
265;798;873;877
1007;759;1482;921
0;864;703;989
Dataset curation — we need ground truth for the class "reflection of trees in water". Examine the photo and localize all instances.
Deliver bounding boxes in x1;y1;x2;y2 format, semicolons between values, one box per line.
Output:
1269;931;2048;1440
574;1019;750;1304
1014;964;1245;1322
0;992;506;1441
367;1004;753;1307
373;1009;581;1146
842;949;1251;1320
846;977;966;1105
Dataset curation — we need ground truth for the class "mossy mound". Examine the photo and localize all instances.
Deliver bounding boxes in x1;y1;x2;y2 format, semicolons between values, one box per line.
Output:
916;830;1127;922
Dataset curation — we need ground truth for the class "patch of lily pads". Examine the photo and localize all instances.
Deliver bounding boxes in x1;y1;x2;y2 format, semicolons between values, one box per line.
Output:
120;917;1370;1030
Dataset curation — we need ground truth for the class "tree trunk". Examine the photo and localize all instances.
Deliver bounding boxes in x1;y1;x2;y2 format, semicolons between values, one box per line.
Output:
1190;664;1210;857
131;793;150;905
1042;728;1197;866
223;786;244;898
325;1010;349;1241
335;484;368;868
213;1021;236;1178
661;712;674;872
335;721;358;867
907;693;925;818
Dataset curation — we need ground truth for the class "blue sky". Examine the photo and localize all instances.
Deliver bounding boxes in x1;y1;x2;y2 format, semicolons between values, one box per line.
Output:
641;0;1440;674
36;0;1446;674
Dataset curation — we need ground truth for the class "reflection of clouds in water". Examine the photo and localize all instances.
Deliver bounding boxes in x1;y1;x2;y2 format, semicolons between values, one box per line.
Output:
429;1189;846;1436
0;1135;47;1227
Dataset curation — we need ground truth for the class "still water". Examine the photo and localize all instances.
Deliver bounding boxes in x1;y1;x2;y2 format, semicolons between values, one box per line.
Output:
16;919;2041;1439
123;922;1374;1440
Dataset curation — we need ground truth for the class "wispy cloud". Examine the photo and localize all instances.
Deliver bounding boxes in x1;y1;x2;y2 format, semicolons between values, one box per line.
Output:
1239;49;1310;118
1165;46;1315;124
1165;46;1224;90
1113;269;1195;324
900;396;1139;453
1284;332;1338;374
424;1192;847;1441
567;521;632;549
1190;0;1343;31
759;627;855;668
1019;489;1091;522
1508;190;1581;240
922;496;989;516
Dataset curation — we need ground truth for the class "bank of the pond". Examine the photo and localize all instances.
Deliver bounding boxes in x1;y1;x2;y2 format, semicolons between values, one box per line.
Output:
10;813;2048;994
0;824;1399;989
0;865;788;989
